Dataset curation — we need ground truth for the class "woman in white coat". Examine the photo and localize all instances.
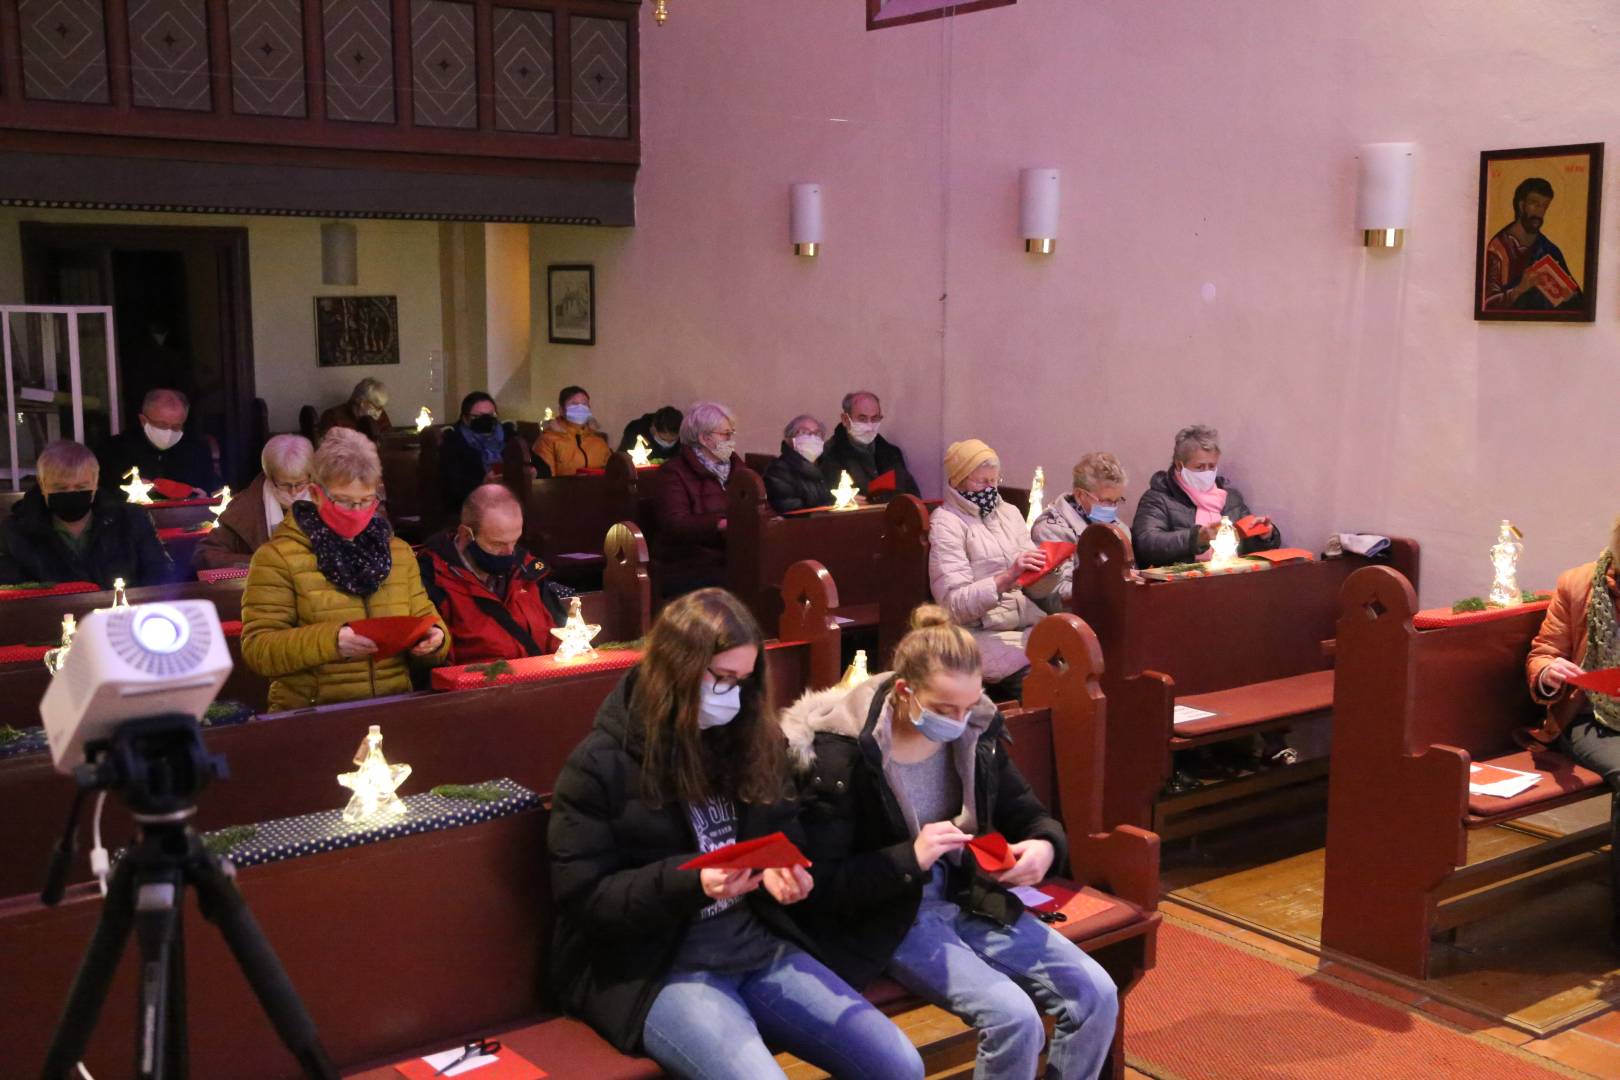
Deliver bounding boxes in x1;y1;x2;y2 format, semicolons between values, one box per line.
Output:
927;439;1050;694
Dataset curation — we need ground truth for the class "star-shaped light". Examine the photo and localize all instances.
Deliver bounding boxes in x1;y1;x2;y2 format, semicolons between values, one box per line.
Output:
628;434;652;467
1210;516;1240;565
210;485;232;525
549;595;601;663
542;406;555;423
1025;466;1045;528
44;613;76;675
120;467;154;504
832;470;859;511
110;578;129;608
415;406;433;433
337;724;411;823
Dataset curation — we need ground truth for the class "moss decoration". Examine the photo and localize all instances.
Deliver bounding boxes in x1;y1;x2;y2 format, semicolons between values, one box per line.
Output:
203;825;259;857
431;783;506;803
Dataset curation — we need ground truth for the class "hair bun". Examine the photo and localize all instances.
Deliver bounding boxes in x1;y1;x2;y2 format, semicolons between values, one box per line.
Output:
908;604;955;631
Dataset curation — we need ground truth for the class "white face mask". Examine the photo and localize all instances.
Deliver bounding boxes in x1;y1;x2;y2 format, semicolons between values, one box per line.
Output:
1180;466;1219;493
697;682;742;729
144;422;182;451
705;434;737;460
564;404;592;426
791;434;824;462
848;420;881;446
272;484;310;510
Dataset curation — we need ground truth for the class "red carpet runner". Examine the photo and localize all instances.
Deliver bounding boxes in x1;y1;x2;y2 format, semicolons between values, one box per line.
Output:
1125;921;1573;1079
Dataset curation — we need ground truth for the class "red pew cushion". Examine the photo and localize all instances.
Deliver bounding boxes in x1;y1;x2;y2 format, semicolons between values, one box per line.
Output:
345;1016;660;1080
1465;748;1606;821
1172;669;1334;740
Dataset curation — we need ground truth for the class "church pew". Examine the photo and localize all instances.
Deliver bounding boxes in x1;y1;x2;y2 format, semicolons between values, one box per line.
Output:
377;429;428;542
0;578;246;647
724;464;887;630
1320;566;1609;979
501;443;642;587
0;556;831;901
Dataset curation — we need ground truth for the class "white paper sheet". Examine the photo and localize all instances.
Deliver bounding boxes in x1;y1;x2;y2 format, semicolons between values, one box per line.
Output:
419;1046;500;1076
1009;885;1054;906
1467;763;1541;799
1172;705;1218;727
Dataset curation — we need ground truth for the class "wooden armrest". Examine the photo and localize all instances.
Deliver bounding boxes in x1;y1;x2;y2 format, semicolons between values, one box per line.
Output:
1069;825;1160;913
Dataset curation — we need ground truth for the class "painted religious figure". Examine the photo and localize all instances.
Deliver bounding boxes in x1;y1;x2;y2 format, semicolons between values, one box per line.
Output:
1474;144;1603;322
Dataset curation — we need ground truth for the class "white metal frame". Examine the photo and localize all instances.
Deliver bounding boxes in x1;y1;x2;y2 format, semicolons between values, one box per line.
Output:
0;305;120;491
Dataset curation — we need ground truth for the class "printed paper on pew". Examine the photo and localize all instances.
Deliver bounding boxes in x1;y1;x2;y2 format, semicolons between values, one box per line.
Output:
1172;705;1218;727
1467;763;1541;799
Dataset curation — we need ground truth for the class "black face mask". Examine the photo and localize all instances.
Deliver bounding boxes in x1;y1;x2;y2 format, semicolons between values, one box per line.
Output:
468;538;521;577
47;490;95;523
467;414;499;435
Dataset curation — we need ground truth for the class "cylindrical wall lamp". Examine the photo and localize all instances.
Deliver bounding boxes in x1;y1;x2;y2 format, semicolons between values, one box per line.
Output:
1356;143;1415;250
790;183;823;257
1020;167;1060;255
321;222;359;285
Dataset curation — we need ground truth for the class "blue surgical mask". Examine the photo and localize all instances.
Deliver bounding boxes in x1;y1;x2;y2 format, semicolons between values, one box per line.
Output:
698;683;742;729
564;404;592;426
911;702;968;743
1084;501;1119;525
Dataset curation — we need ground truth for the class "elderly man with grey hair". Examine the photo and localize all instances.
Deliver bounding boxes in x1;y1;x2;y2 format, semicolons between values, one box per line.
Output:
97;387;221;496
1130;424;1281;569
1030;451;1132;602
819;390;920;501
763;414;835;514
194;433;314;570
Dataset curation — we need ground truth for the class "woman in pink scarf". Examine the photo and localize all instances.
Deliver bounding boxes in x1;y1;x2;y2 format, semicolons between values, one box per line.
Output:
1129;424;1282;568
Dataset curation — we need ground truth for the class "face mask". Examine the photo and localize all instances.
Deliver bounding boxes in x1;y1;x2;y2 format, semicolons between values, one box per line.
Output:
47;490;95;523
316;489;377;540
273;485;310;510
697;682;742;729
706;436;737;460
564;404;592;426
959;486;1002;517
144;423;182;451
1083;500;1119;525
791;434;824;462
653;434;678;450
910;700;969;743
467;536;521;577
848;420;881;446
467;414;499;435
1180;467;1219;493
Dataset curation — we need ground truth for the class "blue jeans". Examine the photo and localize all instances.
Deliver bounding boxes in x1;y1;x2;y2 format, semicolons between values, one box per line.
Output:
887;900;1120;1080
642;945;924;1080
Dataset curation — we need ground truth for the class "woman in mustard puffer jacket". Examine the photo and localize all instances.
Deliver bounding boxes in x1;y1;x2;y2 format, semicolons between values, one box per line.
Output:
243;428;450;711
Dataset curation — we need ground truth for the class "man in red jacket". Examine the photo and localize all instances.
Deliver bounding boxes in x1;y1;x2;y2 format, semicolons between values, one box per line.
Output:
418;484;571;663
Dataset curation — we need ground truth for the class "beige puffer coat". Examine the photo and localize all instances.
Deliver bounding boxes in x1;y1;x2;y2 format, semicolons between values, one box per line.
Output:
928;487;1047;682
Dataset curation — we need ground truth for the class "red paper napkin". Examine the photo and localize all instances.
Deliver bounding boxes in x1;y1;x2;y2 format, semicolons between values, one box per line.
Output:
1234;515;1273;540
148;476;196;501
349;615;437;658
394;1045;547;1079
1568;668;1620;696
1245;548;1314;565
869;470;898;495
679;831;810;871
1016;542;1075;588
967;832;1017;873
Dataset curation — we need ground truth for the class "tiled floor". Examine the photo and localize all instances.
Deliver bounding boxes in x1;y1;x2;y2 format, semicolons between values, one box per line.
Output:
1160;898;1620;1080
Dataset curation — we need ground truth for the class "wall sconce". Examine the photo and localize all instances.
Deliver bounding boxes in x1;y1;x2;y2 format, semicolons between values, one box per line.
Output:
1020;168;1060;255
1356;143;1415;250
321;222;358;285
790;183;823;257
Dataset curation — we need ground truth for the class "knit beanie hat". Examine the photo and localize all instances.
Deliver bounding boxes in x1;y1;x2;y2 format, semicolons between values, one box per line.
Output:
944;439;998;490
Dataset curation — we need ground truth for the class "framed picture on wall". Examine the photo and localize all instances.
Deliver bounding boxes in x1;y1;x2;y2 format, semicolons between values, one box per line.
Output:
314;296;401;365
1474;143;1602;322
547;264;596;345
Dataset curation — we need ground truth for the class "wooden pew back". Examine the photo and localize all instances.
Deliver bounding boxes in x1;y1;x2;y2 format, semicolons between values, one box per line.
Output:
502;444;640;575
378;430;426;530
0;579;247;646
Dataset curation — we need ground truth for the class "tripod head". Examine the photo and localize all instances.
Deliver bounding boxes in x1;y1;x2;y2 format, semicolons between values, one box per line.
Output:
78;714;229;820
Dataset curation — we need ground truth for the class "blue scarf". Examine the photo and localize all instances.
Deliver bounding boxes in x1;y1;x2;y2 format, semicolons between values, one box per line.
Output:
458;421;507;469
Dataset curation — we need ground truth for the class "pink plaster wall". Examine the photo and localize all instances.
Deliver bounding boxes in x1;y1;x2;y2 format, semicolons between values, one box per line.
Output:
534;0;1620;606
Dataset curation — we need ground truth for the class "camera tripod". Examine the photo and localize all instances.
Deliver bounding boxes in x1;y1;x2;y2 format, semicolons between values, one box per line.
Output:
39;715;336;1080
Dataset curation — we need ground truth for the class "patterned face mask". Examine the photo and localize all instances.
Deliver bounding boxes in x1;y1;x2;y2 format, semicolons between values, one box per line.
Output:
959;486;1002;518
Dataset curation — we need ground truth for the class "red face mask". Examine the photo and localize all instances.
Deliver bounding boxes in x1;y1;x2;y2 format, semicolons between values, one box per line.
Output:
316;488;377;540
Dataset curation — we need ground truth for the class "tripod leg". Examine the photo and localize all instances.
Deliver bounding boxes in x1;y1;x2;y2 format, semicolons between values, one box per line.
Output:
40;856;140;1080
187;849;338;1080
165;908;189;1080
131;874;184;1080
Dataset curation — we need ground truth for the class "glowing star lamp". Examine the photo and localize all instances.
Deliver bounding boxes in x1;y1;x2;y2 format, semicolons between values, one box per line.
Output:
831;470;859;511
1488;519;1524;607
415;406;433;433
110;578;130;609
43;613;76;676
210;486;232;525
120;467;154;505
839;649;870;690
549;595;602;663
338;724;411;823
1025;466;1045;528
1209;516;1240;565
629;435;653;467
543;406;554;423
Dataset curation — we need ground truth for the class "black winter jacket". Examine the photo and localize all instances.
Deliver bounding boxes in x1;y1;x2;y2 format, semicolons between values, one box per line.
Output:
96;427;221;494
1129;469;1283;568
437;421;518;515
547;669;815;1053
762;441;834;514
617;414;681;465
818;426;921;501
783;676;1068;990
0;488;174;588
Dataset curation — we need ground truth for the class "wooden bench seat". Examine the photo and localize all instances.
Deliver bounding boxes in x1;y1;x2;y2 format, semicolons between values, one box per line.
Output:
833;600;880;630
1172;669;1335;744
1463;747;1605;824
347;1017;662;1080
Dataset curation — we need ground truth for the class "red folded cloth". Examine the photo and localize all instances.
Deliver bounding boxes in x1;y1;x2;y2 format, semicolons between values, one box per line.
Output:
679;831;810;871
349;615;438;658
1234;515;1273;540
869;470;898;495
1245;548;1314;565
1568;668;1620;696
967;832;1017;873
1016;541;1075;588
147;476;196;501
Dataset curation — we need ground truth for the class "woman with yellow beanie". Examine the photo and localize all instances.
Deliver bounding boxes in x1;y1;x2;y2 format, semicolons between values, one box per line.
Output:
928;439;1053;696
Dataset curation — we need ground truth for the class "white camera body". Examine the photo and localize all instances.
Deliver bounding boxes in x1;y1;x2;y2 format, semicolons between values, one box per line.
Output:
40;601;232;773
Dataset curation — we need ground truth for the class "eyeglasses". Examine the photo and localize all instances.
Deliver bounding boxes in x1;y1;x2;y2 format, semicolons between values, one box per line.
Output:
705;667;752;692
270;477;311;494
709;429;737;440
322;488;378;511
1085;495;1128;508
